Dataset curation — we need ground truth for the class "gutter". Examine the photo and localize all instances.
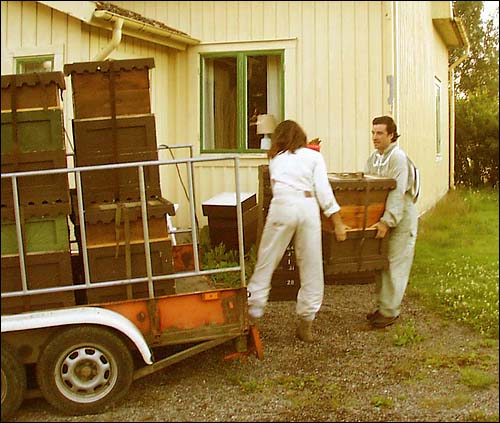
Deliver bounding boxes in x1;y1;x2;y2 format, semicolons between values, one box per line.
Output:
92;10;200;51
93;17;123;61
448;17;470;189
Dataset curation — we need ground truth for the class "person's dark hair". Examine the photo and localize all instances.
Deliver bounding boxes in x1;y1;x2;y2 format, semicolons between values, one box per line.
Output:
268;120;307;159
372;115;400;142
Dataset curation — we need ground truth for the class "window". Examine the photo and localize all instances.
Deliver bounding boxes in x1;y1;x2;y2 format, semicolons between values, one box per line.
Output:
16;55;55;74
200;51;284;152
434;77;442;156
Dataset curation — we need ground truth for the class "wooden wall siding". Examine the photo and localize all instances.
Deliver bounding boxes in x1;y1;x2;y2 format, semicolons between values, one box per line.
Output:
1;1;453;227
396;1;451;213
111;1;387;174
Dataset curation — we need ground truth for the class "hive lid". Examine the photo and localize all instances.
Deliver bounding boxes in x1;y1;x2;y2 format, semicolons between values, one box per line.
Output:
1;71;66;90
63;58;155;75
328;172;396;191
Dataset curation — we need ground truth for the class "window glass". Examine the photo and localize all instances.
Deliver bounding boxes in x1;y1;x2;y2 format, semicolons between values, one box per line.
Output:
16;55;54;74
201;51;283;152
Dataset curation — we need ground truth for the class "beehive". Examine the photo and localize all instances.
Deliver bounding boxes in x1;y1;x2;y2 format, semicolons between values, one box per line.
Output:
63;58;154;119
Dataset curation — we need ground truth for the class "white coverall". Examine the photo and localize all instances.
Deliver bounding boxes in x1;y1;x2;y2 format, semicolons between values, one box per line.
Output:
364;143;418;318
248;147;340;321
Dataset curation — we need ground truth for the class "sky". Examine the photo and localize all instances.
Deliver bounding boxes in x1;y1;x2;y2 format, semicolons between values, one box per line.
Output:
482;1;499;25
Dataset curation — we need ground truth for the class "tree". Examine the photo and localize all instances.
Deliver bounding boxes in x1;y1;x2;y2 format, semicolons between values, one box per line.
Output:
452;1;499;187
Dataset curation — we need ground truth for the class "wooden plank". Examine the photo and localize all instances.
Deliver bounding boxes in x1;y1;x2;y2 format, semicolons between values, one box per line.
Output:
21;0;37;47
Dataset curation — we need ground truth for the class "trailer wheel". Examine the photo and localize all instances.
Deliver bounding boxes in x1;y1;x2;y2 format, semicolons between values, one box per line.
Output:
1;343;27;420
36;326;134;416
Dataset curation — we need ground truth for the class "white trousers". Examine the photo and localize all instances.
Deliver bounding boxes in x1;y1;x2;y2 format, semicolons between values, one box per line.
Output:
376;196;418;317
247;187;324;321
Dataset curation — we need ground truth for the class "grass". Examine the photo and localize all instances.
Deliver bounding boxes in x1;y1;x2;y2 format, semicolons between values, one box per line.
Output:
199;187;499;338
408;187;499;338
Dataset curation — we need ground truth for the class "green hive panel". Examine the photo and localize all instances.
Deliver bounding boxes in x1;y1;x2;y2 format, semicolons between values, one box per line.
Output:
1;109;64;153
1;214;69;255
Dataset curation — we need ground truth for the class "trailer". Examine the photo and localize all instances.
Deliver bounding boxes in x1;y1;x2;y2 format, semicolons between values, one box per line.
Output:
1;153;263;420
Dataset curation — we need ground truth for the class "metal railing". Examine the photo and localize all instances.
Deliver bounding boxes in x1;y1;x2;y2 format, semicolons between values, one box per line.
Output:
1;153;247;303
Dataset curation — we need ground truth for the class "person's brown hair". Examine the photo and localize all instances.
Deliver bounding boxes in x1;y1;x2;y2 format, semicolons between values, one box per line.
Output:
372;115;400;142
267;120;307;159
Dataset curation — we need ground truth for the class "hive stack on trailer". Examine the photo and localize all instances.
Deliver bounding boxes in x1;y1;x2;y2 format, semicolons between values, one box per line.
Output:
1;72;74;313
63;58;176;303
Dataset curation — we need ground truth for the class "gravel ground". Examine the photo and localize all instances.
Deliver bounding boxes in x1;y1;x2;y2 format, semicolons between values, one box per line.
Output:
9;283;499;422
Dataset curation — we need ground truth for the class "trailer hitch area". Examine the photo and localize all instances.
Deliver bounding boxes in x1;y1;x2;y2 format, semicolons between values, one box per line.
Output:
224;325;264;362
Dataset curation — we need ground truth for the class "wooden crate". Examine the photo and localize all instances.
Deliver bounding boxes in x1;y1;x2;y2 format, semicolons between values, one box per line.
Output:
268;243;301;302
85;238;174;304
269;270;300;302
70;196;175;247
72;114;161;203
257;165;395;293
258;166;396;233
1;109;65;153
1;214;70;255
202;192;258;252
172;243;201;272
322;228;389;275
1;72;65;111
326;172;397;229
1;250;75;314
63;58;154;119
1;149;71;209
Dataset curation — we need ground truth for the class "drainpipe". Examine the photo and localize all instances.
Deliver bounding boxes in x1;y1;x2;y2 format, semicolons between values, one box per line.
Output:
93;17;124;61
448;17;470;189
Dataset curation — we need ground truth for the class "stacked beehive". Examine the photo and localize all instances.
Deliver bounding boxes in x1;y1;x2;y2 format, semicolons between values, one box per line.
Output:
1;72;75;313
63;58;176;303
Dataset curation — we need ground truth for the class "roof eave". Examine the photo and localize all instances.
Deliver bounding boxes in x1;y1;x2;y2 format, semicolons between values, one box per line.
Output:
91;10;200;51
433;16;469;49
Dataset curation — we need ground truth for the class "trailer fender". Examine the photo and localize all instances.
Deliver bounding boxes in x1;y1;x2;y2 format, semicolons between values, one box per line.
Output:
1;307;153;364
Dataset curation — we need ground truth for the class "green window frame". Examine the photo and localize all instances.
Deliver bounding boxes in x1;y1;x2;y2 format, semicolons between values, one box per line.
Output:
15;55;55;74
200;50;284;153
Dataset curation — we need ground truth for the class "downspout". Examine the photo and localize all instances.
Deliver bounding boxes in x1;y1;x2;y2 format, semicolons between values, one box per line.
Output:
93;16;124;61
448;19;470;189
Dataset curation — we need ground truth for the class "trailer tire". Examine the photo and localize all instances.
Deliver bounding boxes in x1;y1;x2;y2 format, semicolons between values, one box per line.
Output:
36;325;134;416
1;343;27;420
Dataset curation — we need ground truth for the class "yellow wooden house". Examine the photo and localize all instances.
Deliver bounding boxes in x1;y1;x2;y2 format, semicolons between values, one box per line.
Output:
1;1;468;228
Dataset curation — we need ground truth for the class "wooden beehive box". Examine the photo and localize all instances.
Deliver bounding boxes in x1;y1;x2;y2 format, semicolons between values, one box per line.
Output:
1;72;65;111
202;192;258;252
1;149;71;210
63;58;154;119
257;165;396;295
1;214;70;255
268;244;301;301
326;172;397;229
322;228;390;275
1;108;70;211
70;197;174;247
1;109;65;153
84;238;174;304
1;250;75;314
72;114;161;203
